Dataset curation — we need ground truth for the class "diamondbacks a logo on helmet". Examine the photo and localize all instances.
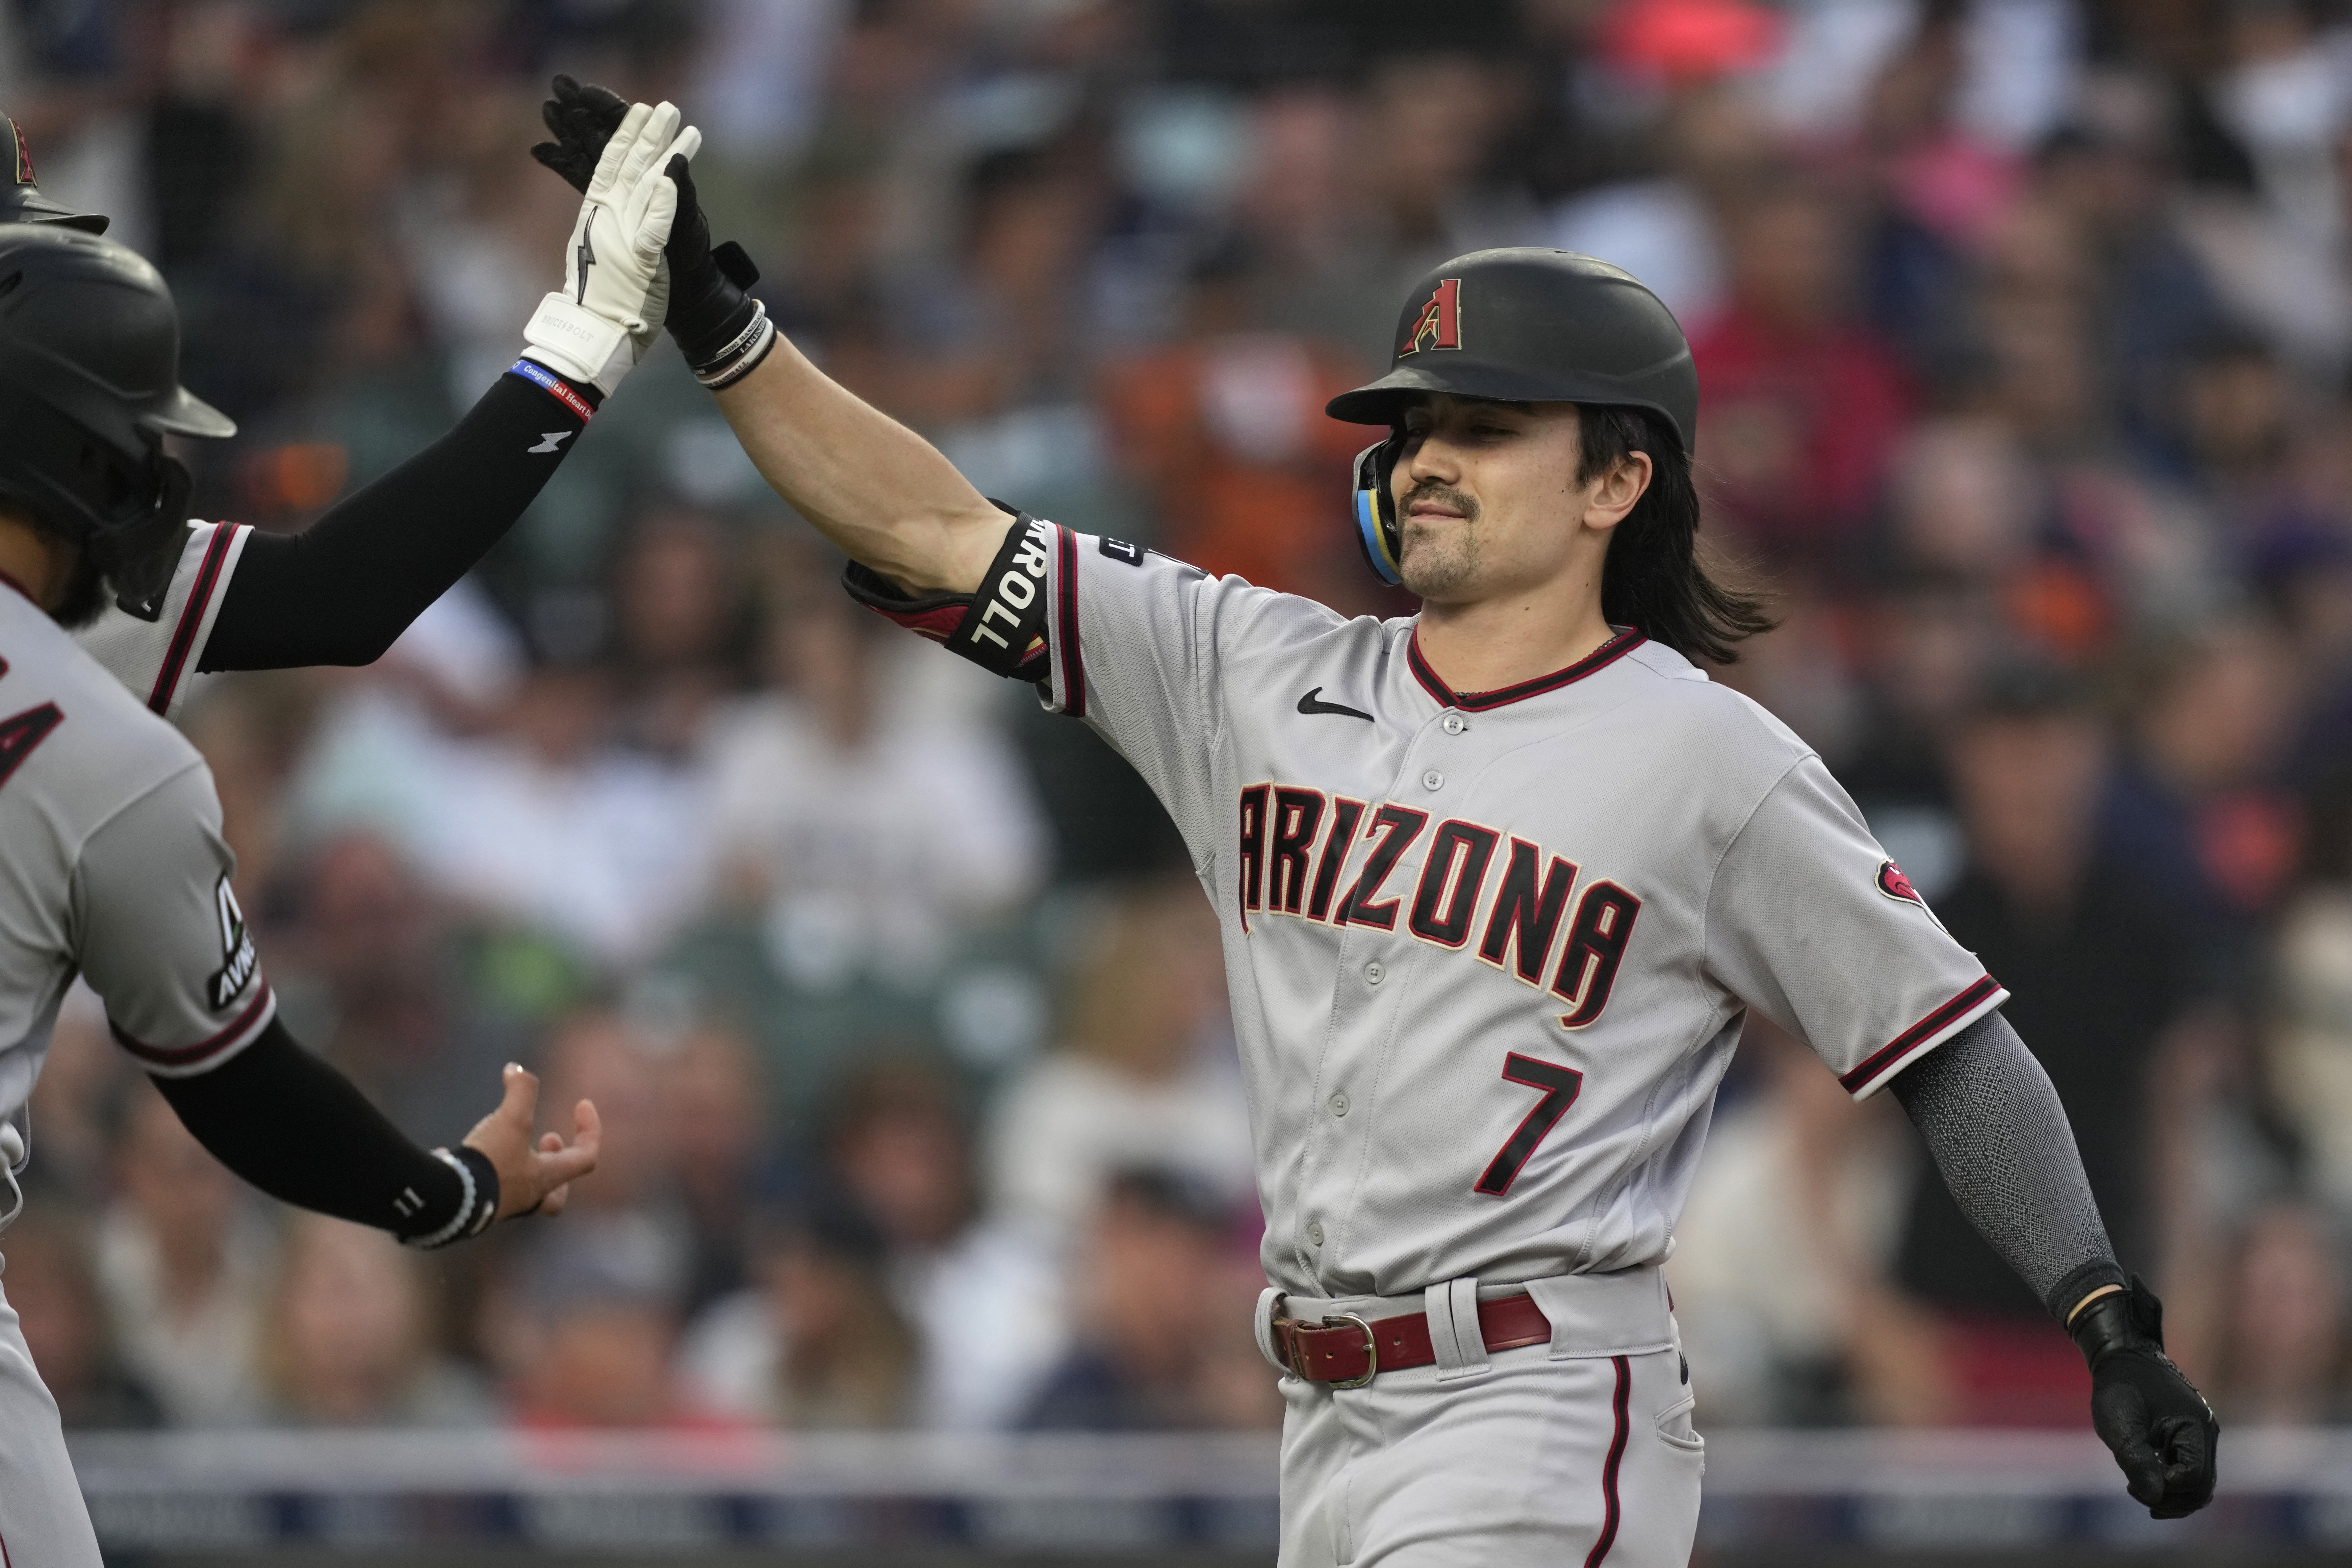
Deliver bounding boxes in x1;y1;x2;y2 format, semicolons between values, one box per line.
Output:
9;120;32;186
1400;278;1462;355
1877;859;1921;904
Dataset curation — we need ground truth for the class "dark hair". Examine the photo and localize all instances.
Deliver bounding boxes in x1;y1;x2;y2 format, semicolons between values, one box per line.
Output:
1579;406;1774;665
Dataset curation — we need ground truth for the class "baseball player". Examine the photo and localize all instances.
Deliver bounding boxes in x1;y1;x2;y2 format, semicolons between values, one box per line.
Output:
0;105;663;721
0;99;696;1557
539;91;2217;1563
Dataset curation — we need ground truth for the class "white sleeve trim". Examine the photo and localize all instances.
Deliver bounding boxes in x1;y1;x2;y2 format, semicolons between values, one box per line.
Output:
1839;974;2009;1100
111;983;278;1078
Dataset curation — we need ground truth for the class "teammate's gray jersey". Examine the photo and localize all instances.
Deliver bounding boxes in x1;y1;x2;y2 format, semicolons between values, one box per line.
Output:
0;582;275;1128
1007;520;2004;1299
73;520;249;722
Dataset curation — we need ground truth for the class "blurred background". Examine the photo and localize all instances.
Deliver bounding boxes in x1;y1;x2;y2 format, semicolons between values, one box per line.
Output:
10;0;2352;1560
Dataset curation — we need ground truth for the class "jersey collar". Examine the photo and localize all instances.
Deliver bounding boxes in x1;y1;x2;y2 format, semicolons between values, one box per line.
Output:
0;566;34;607
1406;624;1647;712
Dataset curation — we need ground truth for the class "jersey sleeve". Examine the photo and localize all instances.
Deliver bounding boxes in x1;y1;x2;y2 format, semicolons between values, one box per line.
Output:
71;521;249;721
1037;524;1331;859
71;762;277;1077
1704;754;2006;1099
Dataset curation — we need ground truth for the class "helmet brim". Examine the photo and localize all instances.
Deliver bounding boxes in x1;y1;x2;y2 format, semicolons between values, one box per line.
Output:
145;386;236;440
8;188;109;234
1326;352;1696;452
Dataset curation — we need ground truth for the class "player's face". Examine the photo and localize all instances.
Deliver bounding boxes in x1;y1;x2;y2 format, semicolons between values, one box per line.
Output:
1388;396;1641;608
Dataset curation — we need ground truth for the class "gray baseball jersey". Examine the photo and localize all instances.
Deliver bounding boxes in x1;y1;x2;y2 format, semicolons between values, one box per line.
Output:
73;519;250;722
1006;519;2004;1301
0;578;277;1129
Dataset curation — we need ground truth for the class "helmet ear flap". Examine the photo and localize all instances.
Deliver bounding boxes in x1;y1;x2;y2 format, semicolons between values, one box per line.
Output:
1352;432;1404;586
92;452;192;622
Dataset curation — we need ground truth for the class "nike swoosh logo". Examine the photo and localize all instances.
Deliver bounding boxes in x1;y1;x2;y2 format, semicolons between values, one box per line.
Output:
529;431;574;454
1298;688;1373;721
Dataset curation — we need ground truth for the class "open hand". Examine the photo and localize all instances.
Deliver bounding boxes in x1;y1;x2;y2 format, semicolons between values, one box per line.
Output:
532;74;629;196
463;1063;601;1220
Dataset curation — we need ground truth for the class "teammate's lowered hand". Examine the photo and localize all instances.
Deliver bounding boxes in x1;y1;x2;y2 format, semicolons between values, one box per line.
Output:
462;1062;602;1220
521;99;697;395
2070;1278;2219;1517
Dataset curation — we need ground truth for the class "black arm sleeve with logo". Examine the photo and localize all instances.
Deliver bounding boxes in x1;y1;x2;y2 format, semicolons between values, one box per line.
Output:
151;1018;497;1245
1887;1010;2126;1320
198;369;599;672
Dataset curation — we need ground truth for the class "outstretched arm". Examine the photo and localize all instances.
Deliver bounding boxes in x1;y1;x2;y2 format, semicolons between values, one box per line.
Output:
713;338;1003;594
529;76;1002;596
154;1021;598;1237
198;100;692;672
1891;1012;2218;1517
75;765;598;1244
200;367;599;670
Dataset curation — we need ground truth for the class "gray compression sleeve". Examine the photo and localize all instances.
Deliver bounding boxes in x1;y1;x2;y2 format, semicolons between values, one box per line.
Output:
1887;1010;2127;1322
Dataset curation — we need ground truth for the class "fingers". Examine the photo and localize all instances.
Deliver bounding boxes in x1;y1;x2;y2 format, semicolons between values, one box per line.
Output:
589;101;654;198
571;1098;603;1160
614;101;682;194
2153;1417;2216;1515
636;176;678;269
497;1061;541;1129
535;1140;599;1190
2118;1441;2167;1510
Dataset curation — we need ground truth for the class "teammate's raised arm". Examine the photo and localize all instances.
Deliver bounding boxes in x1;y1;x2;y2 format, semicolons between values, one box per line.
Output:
19;98;688;708
529;77;1004;597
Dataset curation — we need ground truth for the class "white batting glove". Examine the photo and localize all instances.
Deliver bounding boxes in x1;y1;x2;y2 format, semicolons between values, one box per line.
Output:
521;100;700;395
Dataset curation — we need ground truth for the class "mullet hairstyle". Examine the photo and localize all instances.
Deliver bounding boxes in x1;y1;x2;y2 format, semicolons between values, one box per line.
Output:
1578;405;1773;665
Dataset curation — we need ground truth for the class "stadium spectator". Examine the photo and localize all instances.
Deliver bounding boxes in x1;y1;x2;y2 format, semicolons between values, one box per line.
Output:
1;1209;162;1430
679;1200;920;1429
96;1093;275;1428
258;1215;491;1426
1019;1168;1279;1432
823;1059;1066;1429
986;878;1254;1240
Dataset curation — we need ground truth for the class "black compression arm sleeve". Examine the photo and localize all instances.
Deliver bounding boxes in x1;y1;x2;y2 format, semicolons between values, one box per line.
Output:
1888;1010;2126;1321
150;1018;497;1245
198;366;600;672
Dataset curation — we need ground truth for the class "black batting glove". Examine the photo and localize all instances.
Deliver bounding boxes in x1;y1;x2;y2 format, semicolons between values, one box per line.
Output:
656;152;763;370
530;74;629;195
2068;1277;2218;1518
529;76;763;378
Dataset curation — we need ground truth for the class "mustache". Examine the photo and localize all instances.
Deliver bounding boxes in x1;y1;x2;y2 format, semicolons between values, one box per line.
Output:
1401;480;1478;521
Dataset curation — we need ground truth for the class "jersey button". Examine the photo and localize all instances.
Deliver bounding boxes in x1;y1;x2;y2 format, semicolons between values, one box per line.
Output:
1442;714;1465;735
1422;769;1444;791
1329;1091;1349;1117
1364;961;1386;985
1307;1222;1325;1246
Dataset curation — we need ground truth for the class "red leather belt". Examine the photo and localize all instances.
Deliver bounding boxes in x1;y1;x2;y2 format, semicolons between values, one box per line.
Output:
1272;1293;1552;1387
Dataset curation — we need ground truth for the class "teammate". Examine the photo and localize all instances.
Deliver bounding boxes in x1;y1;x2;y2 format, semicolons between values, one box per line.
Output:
0;103;647;722
539;88;2218;1564
0;102;697;1559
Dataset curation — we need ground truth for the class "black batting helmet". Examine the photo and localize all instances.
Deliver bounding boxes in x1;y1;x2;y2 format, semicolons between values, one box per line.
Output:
0;226;233;617
1;115;107;233
1327;248;1696;584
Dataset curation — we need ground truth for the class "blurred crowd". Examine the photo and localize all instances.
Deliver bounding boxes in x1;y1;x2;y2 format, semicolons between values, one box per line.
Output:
6;0;2352;1436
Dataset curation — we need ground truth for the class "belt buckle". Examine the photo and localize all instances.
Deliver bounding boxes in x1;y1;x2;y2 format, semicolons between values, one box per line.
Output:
1321;1312;1377;1388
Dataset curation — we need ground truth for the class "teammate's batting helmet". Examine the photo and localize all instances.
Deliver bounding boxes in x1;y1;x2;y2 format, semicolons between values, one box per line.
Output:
0;115;108;233
1326;248;1697;585
0;226;233;616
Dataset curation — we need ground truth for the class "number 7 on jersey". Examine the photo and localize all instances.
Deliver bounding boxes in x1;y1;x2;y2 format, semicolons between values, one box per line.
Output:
1475;1052;1583;1196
